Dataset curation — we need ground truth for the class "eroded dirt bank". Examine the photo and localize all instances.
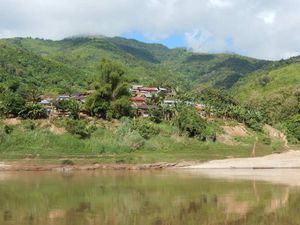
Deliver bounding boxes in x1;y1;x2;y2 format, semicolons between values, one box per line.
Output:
0;162;181;171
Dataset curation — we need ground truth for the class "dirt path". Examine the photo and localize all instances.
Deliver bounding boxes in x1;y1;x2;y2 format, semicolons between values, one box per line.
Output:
184;150;300;169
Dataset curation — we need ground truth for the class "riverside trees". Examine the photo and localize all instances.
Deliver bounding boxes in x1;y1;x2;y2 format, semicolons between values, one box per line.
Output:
85;58;133;119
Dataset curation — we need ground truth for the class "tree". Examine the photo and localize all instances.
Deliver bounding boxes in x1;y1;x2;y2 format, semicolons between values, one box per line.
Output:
54;99;70;112
0;92;26;117
109;97;133;119
131;119;160;139
85;59;131;119
286;115;300;142
67;99;80;120
19;103;47;119
174;106;208;141
18;84;42;103
65;119;95;139
149;107;163;123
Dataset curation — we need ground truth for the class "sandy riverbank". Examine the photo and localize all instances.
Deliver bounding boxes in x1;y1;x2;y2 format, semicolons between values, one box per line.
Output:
184;150;300;169
1;150;300;171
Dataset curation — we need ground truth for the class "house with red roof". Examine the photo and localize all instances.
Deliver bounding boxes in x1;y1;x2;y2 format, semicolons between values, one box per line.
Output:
131;97;146;106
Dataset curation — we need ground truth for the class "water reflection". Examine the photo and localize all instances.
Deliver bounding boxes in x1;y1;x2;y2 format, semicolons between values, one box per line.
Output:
0;170;299;225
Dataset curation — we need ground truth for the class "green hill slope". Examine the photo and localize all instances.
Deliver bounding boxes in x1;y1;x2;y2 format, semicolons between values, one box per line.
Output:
232;58;300;100
0;41;88;93
2;36;270;91
231;58;300;124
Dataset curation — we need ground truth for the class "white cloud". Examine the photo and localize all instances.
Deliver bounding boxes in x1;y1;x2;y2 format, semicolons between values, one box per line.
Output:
208;0;234;8
185;30;228;53
0;0;300;60
282;51;300;59
257;10;276;24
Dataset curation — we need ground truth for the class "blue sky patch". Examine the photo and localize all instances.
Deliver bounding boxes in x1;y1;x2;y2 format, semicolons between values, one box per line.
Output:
121;31;185;49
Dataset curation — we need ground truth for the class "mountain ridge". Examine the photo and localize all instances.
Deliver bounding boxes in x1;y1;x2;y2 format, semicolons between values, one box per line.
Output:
0;36;298;96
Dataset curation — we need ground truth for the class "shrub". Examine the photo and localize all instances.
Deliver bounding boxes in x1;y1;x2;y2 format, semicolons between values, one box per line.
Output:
123;131;145;150
54;99;70;112
67;99;80;119
65;119;95;139
110;97;133;119
0;92;26;117
116;117;160;145
285;115;300;141
174;106;208;141
19;103;47;119
149;107;163;123
258;75;271;86
54;99;80;119
3;125;13;134
61;159;74;165
260;136;272;145
131;119;160;139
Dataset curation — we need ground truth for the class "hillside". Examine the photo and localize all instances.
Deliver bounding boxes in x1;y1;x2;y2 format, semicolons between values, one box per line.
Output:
233;57;300;100
231;58;300;125
0;36;298;160
0;41;88;93
2;36;270;91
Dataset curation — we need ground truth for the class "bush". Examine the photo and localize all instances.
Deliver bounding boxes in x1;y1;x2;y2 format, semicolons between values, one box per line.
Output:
174;106;208;141
149;107;163;123
19;103;47;119
260;136;272;145
3;125;13;134
244;118;263;132
110;97;133;119
61;159;74;166
131;119;160;139
116;117;160;143
67;99;80;119
65;119;95;139
54;99;70;112
123;131;145;151
0;92;26;117
258;75;271;86
285;115;300;141
55;99;80;119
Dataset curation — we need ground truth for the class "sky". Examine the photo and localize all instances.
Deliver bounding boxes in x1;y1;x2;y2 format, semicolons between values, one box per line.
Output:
0;0;300;60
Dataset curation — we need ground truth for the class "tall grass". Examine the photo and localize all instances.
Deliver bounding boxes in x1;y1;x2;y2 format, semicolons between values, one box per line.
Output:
0;120;283;162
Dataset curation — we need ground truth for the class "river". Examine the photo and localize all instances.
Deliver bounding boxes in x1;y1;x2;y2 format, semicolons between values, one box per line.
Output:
0;170;300;225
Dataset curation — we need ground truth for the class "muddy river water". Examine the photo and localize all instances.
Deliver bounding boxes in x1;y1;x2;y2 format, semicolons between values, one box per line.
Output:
0;169;300;225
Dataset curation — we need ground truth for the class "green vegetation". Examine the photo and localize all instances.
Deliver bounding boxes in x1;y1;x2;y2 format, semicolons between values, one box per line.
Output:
1;36;270;92
174;106;213;141
0;41;88;94
0;119;280;162
285;115;300;143
84;58;132;119
19;103;47;119
232;58;300;141
0;35;298;161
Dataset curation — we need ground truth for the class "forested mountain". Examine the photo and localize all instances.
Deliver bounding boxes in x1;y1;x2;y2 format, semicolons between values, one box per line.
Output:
231;57;300;125
232;56;300;100
0;41;88;93
0;35;299;144
0;36;299;118
1;36;271;92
